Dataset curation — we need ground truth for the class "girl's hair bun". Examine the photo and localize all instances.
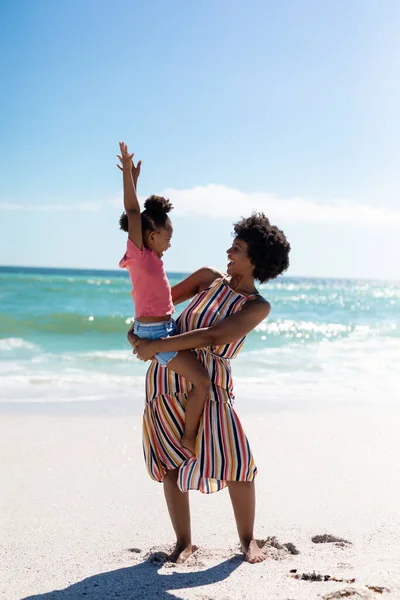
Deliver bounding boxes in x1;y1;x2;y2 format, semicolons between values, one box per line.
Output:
118;196;173;235
144;195;173;215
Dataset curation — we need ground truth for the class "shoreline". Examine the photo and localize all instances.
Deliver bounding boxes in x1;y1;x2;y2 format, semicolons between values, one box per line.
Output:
1;375;398;418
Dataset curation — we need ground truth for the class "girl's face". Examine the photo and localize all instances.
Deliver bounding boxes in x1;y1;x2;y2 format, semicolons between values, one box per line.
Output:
226;237;254;277
147;220;173;258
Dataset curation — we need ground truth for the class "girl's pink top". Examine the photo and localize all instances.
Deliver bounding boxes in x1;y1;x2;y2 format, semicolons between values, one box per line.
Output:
119;239;174;318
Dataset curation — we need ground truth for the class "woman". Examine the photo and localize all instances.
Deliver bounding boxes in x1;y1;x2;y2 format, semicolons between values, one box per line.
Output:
128;213;291;564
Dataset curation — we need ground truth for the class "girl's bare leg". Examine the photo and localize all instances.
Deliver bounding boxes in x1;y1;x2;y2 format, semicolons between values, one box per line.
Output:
167;350;210;453
163;468;197;563
227;481;266;564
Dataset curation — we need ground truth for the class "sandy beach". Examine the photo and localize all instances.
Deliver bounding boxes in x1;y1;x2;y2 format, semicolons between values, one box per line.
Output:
2;399;400;600
3;0;400;596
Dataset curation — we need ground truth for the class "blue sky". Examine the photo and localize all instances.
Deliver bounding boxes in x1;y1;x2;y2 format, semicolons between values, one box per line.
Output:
1;0;399;278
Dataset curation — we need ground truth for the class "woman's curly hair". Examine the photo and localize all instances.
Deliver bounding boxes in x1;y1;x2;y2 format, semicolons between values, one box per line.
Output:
119;195;173;233
233;212;290;282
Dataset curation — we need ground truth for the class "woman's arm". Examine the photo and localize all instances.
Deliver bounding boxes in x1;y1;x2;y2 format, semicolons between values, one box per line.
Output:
117;141;142;249
130;298;271;360
171;267;223;305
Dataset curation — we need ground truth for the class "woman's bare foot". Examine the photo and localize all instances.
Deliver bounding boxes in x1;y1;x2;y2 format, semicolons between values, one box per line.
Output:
167;542;198;564
181;434;196;454
243;539;266;564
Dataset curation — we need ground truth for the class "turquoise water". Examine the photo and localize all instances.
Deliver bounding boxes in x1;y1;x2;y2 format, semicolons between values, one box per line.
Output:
1;266;399;406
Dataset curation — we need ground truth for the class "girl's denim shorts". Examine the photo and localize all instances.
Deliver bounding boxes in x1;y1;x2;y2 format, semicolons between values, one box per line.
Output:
133;319;177;367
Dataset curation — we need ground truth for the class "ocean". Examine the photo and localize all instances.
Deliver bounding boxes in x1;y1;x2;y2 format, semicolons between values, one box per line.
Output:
1;266;399;411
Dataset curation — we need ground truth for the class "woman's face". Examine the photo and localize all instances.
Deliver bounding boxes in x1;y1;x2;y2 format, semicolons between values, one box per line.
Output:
226;237;254;277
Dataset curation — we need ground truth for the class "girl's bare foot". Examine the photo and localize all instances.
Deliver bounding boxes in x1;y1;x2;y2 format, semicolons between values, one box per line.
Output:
167;542;198;564
181;434;196;454
243;539;266;564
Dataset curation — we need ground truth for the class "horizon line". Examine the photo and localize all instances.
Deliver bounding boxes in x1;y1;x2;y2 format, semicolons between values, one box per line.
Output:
0;264;398;284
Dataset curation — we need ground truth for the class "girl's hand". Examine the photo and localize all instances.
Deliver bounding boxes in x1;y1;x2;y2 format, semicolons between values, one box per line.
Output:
117;141;142;183
117;141;133;169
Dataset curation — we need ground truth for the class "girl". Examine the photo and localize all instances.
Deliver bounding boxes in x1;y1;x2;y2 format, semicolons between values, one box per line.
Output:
117;141;210;453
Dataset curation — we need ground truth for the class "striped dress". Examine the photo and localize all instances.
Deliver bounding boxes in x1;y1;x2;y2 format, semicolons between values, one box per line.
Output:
143;278;258;494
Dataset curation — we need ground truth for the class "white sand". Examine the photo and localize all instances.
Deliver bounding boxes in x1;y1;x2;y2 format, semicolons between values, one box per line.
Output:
1;402;400;600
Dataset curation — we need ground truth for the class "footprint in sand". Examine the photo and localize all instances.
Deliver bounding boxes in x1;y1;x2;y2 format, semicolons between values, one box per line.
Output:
256;536;300;559
312;533;352;546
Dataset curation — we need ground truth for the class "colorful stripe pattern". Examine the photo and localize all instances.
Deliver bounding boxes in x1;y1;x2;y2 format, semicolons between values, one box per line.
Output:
142;278;258;493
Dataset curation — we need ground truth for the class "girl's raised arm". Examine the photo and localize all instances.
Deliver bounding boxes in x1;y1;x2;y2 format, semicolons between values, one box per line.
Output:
117;141;143;249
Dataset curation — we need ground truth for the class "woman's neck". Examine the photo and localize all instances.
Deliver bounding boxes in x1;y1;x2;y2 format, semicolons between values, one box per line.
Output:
228;274;257;296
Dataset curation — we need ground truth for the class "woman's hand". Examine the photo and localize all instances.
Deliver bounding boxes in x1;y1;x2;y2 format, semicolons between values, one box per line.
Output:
135;339;157;361
127;326;157;361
